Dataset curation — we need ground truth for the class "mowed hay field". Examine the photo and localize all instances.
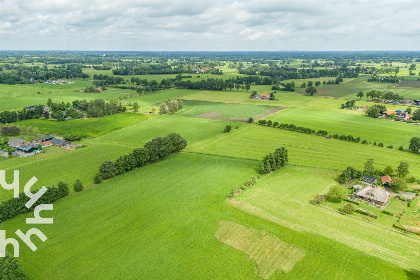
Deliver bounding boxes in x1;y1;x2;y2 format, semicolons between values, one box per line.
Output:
1;153;411;280
189;125;420;177
181;100;281;121
233;166;420;272
263;107;420;147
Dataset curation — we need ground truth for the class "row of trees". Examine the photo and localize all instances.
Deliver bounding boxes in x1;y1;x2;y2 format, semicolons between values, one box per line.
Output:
159;99;183;114
95;133;187;182
257;120;328;136
260;147;288;174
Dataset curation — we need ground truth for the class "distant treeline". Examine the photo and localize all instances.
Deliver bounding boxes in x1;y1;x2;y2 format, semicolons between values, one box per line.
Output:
112;64;184;75
239;65;358;80
0;64;89;84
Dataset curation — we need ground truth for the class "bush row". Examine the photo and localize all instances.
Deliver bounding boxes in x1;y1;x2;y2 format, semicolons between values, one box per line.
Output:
227;175;261;198
0;182;69;222
95;133;187;182
343;198;359;205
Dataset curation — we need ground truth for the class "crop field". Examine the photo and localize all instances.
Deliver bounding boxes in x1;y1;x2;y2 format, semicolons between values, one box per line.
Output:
19;113;149;137
97;115;245;147
396;80;420;88
1;153;412;280
189;125;420;177
263;107;420;147
181;100;280;121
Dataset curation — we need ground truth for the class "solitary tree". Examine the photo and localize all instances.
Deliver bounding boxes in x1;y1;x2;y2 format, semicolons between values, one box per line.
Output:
305;86;317;96
245;84;250;92
235;84;241;91
409;137;420;153
357;91;364;99
396;161;409;178
133;102;139;113
74;179;83;192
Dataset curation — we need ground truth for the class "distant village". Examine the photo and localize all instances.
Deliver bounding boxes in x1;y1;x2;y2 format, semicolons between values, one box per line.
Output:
0;136;80;158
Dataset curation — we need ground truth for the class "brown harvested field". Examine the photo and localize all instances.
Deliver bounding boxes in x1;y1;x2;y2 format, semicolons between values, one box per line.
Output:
396;80;420;88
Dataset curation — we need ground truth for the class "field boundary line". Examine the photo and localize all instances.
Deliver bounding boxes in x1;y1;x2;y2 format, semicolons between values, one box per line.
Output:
184;150;259;162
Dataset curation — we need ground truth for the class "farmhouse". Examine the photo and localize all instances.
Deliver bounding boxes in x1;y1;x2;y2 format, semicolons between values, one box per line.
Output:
7;138;26;148
381;175;392;187
362;176;377;185
25;105;50;112
260;94;271;100
354;186;390;206
50;138;71;146
250;94;261;100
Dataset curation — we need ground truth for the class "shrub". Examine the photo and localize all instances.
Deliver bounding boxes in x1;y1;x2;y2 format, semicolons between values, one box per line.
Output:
310;195;326;205
325;185;345;203
74;179;83;192
398;146;404;151
387;145;393;149
64;134;83;141
94;173;102;184
378;143;384;147
0;254;28;279
340;203;357;214
248;117;253;123
223;125;232;133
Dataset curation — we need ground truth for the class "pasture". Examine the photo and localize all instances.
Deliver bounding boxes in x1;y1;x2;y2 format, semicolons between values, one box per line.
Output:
0;153;412;279
263;107;420;147
189;125;420;177
97;115;245;146
19;113;149;138
234;166;420;271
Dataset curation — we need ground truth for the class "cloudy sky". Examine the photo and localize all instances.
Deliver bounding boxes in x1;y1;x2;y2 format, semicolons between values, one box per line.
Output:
0;0;419;51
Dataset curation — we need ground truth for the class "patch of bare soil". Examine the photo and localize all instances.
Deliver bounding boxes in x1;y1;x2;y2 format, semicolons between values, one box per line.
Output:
254;108;284;120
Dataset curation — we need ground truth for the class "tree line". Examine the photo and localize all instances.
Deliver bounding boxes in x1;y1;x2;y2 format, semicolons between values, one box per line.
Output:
95;133;187;183
0;64;89;84
260;147;288;174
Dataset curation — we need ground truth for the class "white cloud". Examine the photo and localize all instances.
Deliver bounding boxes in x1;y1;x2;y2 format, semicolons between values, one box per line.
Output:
0;0;419;50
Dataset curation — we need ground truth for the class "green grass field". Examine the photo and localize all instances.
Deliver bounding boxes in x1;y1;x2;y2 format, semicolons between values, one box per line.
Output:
97;115;245;147
181;100;281;121
263;107;420;147
1;153;413;279
189;125;420;177
234;166;420;272
18;113;149;138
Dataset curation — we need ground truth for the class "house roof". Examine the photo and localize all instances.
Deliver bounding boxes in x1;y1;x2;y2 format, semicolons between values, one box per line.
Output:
7;138;26;148
356;186;390;204
261;94;270;98
383;110;394;115
381;175;392;184
363;176;377;184
17;145;37;152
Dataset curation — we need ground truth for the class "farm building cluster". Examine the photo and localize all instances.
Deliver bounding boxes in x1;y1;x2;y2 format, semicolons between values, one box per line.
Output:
0;136;77;158
382;108;418;121
249;93;272;100
352;176;392;206
352;175;416;207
